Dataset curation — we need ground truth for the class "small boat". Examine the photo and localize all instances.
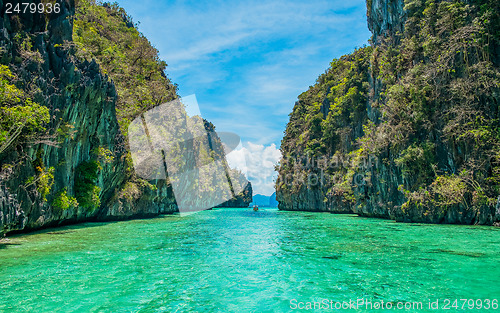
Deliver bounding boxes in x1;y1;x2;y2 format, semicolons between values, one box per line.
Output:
253;205;259;211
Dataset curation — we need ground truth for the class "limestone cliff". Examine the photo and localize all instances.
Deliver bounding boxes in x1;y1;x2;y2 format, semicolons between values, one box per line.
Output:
277;0;500;225
366;0;406;44
0;0;132;234
215;183;252;208
0;0;251;235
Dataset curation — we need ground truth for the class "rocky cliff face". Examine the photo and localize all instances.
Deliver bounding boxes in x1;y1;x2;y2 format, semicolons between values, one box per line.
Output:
276;47;372;215
0;0;251;235
366;0;406;44
277;0;500;225
215;182;252;208
0;0;132;234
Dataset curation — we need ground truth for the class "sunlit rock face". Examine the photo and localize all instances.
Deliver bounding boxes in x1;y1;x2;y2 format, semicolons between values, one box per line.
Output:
366;0;406;44
276;0;500;225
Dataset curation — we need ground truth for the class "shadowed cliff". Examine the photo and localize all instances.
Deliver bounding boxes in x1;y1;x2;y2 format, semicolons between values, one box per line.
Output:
0;0;251;235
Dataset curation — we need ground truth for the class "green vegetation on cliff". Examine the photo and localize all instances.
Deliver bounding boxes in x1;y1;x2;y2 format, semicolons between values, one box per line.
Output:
277;0;500;225
72;0;178;134
66;0;186;209
0;65;49;155
278;47;372;209
0;0;251;235
71;1;251;208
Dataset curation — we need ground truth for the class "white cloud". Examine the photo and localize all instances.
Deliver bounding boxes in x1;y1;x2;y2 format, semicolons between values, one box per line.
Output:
226;142;282;196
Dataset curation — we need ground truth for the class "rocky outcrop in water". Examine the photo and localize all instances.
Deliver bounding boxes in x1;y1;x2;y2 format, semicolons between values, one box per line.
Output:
215;182;252;208
277;0;500;225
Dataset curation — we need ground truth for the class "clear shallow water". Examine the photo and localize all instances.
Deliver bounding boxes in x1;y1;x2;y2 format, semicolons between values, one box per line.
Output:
0;208;499;312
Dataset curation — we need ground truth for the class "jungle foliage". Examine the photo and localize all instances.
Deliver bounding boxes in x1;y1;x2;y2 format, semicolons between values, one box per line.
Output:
73;0;178;134
278;0;500;218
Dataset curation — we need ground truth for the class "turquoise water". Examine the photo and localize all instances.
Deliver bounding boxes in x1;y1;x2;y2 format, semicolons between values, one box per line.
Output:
0;208;499;312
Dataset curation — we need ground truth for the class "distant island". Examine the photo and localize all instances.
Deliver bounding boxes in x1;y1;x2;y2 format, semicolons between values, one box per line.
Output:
250;192;278;208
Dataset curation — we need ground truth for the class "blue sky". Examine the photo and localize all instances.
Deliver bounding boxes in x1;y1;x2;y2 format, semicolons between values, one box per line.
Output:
114;0;371;195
